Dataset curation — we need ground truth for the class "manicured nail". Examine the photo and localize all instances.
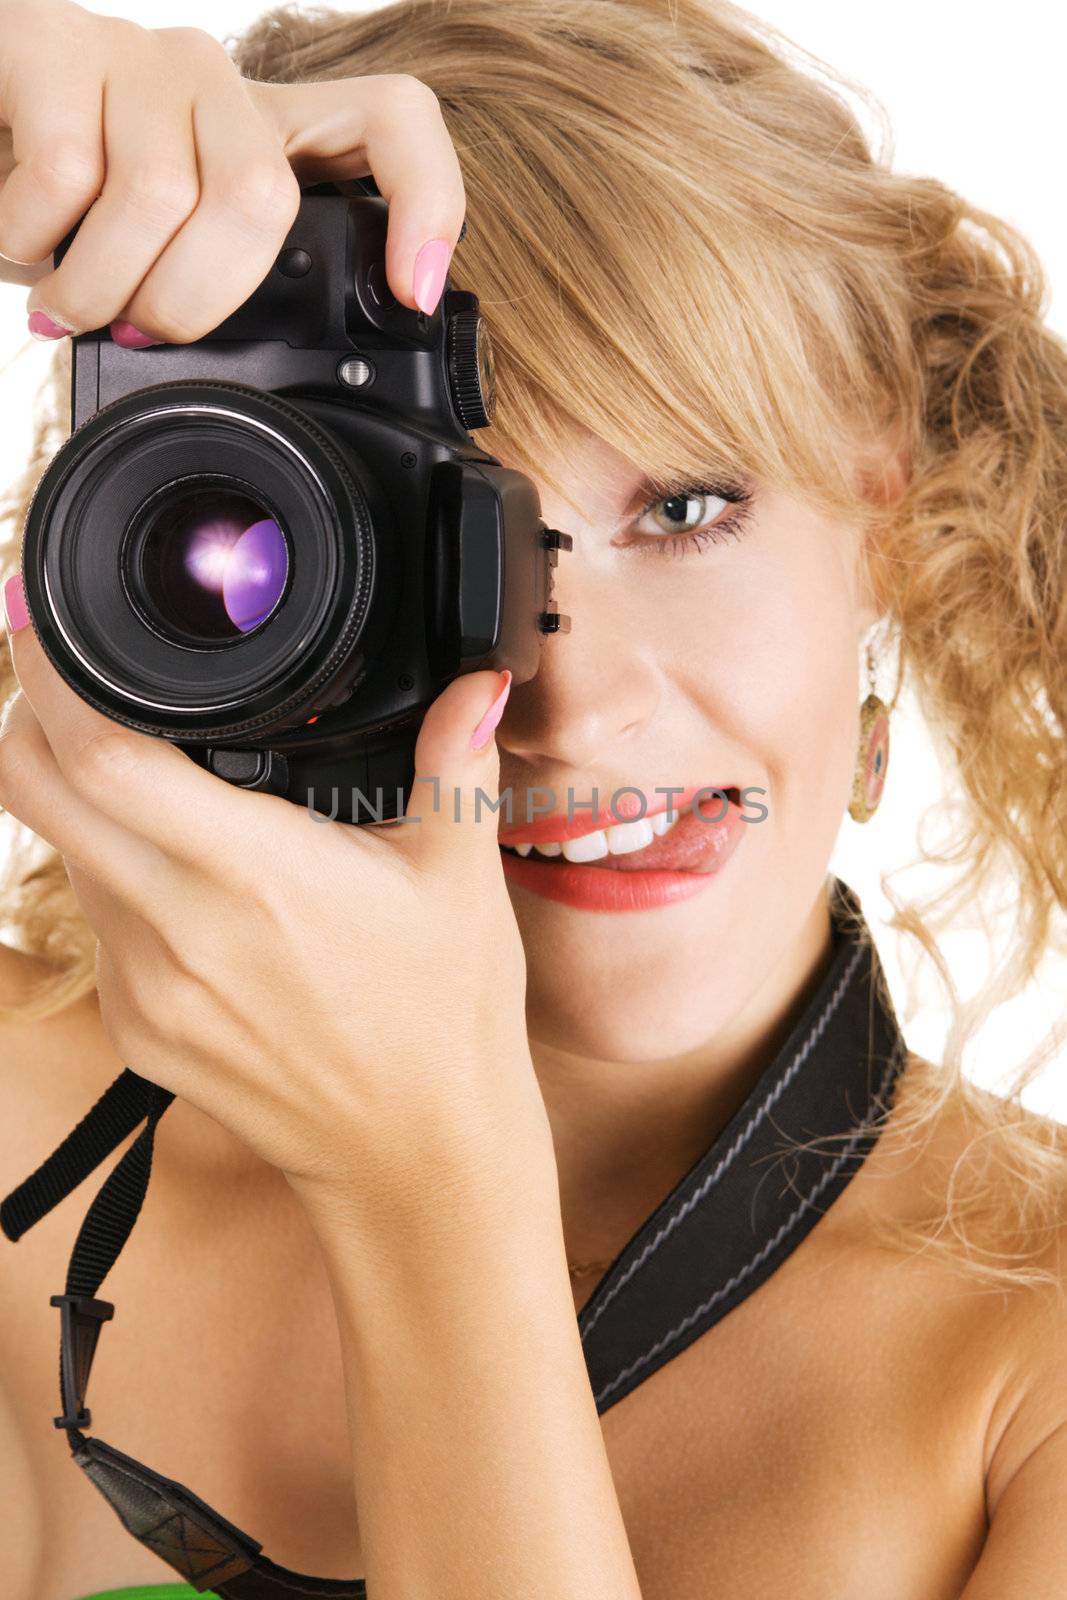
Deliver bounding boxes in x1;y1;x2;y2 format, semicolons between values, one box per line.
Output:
469;670;512;752
110;320;159;349
27;310;74;341
3;574;29;635
412;238;451;316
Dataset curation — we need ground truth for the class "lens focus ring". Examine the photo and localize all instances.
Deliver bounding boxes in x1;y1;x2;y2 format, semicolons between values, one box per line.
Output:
20;380;392;741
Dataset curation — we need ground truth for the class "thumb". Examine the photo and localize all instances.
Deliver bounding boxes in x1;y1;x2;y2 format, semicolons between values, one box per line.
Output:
402;669;512;844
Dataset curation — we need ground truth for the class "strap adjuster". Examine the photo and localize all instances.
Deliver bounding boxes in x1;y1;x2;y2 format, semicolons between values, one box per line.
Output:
50;1293;114;1430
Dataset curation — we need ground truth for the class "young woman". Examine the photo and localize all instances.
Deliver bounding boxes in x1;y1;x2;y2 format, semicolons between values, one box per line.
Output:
2;1;1066;1596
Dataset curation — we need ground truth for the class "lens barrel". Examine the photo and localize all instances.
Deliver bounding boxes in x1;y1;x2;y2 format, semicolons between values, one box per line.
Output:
21;381;395;741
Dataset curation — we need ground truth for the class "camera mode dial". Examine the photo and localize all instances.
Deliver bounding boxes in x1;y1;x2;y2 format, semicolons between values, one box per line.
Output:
446;305;496;430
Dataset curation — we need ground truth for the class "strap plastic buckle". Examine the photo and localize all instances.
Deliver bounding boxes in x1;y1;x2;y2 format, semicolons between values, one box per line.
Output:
50;1293;114;1431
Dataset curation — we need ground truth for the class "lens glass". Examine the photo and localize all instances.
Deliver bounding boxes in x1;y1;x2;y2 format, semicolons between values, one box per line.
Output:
135;486;290;642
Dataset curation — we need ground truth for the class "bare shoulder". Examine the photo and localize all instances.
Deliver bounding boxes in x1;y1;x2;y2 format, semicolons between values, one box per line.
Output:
0;941;74;1119
912;1065;1067;1592
842;1049;1067;1253
0;939;92;1037
0;941;117;1208
0;940;57;1016
0;943;99;1599
842;1050;1067;1510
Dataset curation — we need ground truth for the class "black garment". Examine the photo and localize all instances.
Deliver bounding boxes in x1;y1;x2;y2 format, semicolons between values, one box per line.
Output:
2;873;908;1597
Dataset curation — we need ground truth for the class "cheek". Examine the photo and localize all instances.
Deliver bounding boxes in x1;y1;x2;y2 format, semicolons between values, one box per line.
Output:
679;559;861;832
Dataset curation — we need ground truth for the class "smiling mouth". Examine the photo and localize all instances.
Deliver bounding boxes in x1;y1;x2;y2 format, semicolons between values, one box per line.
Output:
499;788;742;873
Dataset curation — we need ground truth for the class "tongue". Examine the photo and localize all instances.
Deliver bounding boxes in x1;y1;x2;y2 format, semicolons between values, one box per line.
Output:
582;794;738;872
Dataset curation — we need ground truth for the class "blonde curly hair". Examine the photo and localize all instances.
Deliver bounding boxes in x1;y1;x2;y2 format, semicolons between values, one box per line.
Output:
3;0;1067;1290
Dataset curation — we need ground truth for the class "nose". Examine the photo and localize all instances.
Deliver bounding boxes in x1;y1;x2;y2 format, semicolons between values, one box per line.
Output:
499;534;660;775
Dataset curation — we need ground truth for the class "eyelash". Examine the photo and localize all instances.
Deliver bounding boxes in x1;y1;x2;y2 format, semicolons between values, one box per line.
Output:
631;481;755;559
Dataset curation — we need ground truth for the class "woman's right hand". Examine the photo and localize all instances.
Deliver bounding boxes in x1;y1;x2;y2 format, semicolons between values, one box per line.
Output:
0;0;466;336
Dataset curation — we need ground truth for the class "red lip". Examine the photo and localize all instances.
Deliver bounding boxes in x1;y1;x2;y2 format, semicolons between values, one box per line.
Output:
500;798;746;913
497;782;736;846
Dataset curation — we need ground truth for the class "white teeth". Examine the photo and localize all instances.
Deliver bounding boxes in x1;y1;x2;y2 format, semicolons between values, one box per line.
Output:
504;798;717;859
605;817;655;855
559;815;663;861
561;830;609;863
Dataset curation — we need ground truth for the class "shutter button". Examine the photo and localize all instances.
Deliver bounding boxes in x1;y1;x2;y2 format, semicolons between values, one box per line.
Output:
208;749;265;785
207;748;289;794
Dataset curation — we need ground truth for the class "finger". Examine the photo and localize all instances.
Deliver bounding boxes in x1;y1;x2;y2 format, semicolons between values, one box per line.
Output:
0;686;171;915
25;30;202;338
251;75;466;312
0;14;106;268
116;41;301;344
402;669;511;853
0;257;49;288
5;594;259;863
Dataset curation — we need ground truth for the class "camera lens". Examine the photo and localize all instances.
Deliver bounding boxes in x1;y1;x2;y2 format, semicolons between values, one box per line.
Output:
20;380;399;741
129;483;291;644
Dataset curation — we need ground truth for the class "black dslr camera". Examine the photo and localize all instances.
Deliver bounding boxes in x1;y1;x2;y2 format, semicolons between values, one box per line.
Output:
18;180;570;823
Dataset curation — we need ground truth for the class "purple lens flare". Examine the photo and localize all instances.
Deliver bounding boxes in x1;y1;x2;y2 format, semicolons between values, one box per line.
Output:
221;518;288;632
137;488;291;642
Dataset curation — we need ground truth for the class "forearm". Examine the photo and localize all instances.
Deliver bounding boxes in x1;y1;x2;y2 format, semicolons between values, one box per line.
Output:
305;1159;644;1600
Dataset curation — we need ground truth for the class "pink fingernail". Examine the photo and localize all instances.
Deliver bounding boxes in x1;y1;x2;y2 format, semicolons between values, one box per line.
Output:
412;238;451;316
469;670;512;752
3;574;29;634
110;320;159;349
27;310;74;341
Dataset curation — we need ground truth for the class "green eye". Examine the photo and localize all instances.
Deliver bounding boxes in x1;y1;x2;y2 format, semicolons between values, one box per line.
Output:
632;482;755;558
647;490;725;536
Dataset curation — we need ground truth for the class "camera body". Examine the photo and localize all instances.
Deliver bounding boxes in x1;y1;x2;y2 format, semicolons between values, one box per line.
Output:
20;182;569;822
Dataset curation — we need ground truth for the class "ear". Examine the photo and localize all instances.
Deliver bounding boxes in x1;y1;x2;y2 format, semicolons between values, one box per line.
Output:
851;433;911;635
853;432;911;507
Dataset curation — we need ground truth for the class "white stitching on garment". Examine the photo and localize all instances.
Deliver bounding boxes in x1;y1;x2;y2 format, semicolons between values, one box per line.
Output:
580;939;869;1343
592;1036;906;1407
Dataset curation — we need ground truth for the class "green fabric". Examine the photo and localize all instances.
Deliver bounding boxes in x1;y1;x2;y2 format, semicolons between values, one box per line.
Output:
75;1587;221;1599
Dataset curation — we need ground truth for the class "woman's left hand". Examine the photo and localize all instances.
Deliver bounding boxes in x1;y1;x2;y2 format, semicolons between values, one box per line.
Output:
0;611;552;1225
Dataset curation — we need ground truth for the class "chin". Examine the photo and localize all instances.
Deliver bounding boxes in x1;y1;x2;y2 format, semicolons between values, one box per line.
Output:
526;951;752;1064
529;1003;736;1065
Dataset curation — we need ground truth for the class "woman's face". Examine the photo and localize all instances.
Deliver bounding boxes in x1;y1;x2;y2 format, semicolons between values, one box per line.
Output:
492;426;882;1063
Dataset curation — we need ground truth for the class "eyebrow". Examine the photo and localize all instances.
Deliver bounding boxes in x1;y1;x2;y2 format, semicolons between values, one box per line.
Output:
583;476;702;531
560;469;753;530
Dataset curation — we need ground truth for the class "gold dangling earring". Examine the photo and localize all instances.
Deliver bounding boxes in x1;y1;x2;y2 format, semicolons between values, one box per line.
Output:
848;639;891;824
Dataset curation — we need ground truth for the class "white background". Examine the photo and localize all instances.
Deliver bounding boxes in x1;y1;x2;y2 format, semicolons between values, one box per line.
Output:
1;1;1066;1113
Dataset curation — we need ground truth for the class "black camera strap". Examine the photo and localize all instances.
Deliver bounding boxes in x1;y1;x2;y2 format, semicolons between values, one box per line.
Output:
1;874;907;1597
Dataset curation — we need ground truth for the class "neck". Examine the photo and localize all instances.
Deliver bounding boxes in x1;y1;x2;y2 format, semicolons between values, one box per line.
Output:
532;885;835;1269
